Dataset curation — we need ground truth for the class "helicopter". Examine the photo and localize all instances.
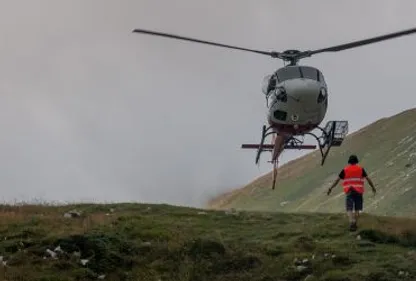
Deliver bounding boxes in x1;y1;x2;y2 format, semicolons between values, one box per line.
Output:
132;27;416;190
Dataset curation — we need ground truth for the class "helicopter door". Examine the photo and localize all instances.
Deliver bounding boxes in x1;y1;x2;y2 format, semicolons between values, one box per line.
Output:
261;74;276;95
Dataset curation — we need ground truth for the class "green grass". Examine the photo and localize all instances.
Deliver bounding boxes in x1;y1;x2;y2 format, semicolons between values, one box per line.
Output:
0;203;415;280
209;108;416;218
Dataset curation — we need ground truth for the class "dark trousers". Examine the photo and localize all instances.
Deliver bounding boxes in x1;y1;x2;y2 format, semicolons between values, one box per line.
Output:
345;188;363;211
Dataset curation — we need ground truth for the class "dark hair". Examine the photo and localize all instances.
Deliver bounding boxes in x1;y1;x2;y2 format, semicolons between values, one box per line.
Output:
348;154;359;164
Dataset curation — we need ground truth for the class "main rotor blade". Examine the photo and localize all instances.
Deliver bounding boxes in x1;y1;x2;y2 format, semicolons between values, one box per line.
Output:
307;27;416;55
132;28;277;57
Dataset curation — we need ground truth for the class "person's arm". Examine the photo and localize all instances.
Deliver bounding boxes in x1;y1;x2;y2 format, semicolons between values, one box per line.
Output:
327;170;344;195
327;178;340;195
363;168;376;193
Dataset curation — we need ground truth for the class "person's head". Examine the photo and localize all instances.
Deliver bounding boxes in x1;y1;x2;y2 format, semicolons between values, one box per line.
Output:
348;154;359;165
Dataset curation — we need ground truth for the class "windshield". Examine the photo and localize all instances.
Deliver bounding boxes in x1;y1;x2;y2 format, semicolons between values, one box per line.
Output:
275;66;323;83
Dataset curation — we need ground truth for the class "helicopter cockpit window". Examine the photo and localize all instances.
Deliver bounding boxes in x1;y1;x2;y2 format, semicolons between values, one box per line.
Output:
275;67;301;82
318;70;326;85
317;87;327;103
275;66;322;82
299;66;320;81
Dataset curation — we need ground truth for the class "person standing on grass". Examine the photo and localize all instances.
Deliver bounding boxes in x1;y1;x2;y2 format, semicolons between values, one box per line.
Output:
326;154;376;231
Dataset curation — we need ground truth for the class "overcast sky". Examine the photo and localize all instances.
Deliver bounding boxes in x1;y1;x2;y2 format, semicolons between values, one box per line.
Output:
1;0;416;206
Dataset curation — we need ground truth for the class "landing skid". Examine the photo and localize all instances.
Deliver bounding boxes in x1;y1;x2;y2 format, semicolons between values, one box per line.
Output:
241;120;348;166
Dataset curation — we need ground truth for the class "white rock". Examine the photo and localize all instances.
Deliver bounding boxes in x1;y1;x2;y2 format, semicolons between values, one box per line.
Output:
46;249;57;259
296;265;308;272
54;245;63;253
73;251;81;257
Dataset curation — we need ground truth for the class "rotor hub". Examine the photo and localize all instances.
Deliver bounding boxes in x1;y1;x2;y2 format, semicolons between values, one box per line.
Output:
278;49;303;65
282;49;301;55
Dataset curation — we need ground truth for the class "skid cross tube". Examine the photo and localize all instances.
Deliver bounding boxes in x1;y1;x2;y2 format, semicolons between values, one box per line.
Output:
250;121;339;166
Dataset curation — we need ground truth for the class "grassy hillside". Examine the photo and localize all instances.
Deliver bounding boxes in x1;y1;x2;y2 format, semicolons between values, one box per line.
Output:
0;203;416;281
208;108;416;217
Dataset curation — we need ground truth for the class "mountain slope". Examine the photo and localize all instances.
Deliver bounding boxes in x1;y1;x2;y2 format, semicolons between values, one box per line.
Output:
208;108;416;217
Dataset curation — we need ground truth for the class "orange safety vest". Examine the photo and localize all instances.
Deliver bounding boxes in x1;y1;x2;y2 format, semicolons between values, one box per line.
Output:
342;164;365;194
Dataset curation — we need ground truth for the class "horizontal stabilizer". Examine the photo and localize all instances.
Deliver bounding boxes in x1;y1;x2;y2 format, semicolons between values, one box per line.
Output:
241;144;317;150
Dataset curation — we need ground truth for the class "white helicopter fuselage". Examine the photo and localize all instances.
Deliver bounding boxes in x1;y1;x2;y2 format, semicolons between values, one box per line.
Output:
262;65;328;136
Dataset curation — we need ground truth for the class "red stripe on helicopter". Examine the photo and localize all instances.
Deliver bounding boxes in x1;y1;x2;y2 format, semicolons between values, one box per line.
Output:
267;120;319;135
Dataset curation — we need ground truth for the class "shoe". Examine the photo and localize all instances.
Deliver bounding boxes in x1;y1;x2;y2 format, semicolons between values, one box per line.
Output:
349;222;357;232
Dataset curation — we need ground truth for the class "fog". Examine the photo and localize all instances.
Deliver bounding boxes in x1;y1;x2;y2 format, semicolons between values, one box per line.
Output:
1;0;416;206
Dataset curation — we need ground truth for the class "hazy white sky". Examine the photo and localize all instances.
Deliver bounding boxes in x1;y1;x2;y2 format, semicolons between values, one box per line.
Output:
1;0;416;206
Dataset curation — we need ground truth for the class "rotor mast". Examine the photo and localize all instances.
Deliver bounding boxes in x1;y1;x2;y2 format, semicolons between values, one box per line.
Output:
274;50;306;66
